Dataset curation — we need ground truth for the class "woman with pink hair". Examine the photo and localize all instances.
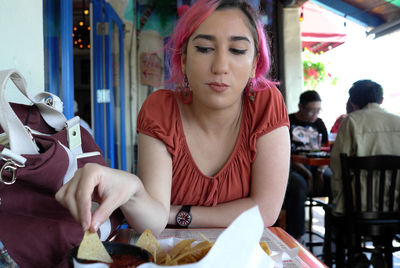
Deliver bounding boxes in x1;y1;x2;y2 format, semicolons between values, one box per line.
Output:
56;0;290;236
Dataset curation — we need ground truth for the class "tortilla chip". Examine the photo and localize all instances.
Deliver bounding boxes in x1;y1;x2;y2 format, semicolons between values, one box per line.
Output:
136;229;166;263
77;230;113;263
136;229;213;265
260;241;271;256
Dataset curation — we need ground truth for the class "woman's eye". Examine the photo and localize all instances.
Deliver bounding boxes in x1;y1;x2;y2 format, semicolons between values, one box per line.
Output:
230;48;247;55
195;46;213;53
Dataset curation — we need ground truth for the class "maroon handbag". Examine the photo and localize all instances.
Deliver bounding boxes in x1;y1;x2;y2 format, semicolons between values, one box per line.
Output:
0;69;122;267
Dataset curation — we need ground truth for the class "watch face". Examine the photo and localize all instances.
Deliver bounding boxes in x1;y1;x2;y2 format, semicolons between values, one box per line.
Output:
176;211;192;227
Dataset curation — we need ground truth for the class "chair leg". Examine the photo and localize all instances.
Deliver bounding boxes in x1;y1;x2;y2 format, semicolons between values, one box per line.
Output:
323;211;332;266
333;230;348;267
308;200;313;253
384;240;393;268
335;240;345;268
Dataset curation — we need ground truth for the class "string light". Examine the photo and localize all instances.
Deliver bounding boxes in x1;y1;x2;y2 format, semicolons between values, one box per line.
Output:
73;0;90;49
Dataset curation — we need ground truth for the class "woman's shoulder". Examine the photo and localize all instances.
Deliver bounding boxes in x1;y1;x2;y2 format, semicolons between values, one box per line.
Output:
244;85;289;131
247;85;287;116
256;85;283;100
137;89;178;129
139;89;176;114
142;89;175;104
137;89;180;151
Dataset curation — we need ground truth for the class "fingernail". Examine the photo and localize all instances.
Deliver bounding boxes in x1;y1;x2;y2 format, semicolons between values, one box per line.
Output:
93;221;100;232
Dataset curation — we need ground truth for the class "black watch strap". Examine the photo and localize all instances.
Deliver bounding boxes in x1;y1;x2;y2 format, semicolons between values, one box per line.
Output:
181;205;191;213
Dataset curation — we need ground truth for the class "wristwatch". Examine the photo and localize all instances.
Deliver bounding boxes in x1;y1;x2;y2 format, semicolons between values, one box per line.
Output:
176;205;192;228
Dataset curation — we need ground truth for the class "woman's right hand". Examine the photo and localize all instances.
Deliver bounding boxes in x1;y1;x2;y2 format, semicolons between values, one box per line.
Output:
55;163;142;232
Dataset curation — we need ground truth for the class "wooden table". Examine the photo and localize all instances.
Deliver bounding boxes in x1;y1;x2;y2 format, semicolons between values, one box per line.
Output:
291;154;330;166
114;227;327;267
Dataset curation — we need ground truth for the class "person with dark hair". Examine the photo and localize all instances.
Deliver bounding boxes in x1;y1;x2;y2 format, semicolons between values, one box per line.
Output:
56;0;290;237
330;79;400;215
329;79;400;266
348;79;383;109
290;91;328;152
284;90;331;241
330;98;354;134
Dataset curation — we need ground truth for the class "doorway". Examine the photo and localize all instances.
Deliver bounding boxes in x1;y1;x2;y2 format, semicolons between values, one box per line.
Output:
43;0;127;170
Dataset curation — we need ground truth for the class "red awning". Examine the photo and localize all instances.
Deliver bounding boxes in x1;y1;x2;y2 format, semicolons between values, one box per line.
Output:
300;2;346;53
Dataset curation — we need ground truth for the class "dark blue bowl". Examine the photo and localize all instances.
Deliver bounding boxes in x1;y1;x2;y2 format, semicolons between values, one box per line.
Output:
68;241;153;267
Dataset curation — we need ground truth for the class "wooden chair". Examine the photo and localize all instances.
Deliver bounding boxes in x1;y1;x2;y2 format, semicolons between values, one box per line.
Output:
325;154;400;267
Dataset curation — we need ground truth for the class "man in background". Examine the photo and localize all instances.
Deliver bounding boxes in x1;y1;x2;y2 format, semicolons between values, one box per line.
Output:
330;79;400;215
285;90;331;241
330;79;400;266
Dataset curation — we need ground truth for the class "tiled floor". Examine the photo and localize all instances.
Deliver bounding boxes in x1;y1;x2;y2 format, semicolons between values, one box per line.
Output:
304;205;400;267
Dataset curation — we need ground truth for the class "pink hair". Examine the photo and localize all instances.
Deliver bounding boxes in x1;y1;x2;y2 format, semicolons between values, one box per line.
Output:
165;0;274;92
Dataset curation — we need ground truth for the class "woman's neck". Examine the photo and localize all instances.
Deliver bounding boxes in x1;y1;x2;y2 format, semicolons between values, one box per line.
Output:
180;97;243;136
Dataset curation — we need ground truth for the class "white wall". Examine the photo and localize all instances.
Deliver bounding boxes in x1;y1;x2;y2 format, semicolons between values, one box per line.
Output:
0;0;44;103
282;7;303;114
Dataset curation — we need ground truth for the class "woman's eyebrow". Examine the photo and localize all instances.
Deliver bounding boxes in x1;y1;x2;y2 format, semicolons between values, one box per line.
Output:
192;34;215;41
230;36;250;43
192;34;250;43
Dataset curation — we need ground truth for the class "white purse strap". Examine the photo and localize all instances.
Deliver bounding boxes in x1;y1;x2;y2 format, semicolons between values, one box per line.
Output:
0;69;67;155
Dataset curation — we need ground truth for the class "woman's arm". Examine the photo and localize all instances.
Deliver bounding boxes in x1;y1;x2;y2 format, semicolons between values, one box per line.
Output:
121;133;172;235
55;133;172;236
168;126;291;228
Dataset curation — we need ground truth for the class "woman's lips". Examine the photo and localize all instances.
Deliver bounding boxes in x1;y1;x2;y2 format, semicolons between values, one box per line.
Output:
207;82;229;92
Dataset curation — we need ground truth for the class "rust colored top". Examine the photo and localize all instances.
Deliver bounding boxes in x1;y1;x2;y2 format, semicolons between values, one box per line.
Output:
137;87;289;206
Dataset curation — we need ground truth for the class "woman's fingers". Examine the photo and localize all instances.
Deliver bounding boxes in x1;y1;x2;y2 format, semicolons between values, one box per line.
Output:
74;164;102;230
90;170;138;232
90;197;119;232
55;164;101;230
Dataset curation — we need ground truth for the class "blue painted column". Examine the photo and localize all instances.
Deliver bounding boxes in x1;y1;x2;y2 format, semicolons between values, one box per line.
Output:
44;0;60;96
118;24;127;171
60;0;74;119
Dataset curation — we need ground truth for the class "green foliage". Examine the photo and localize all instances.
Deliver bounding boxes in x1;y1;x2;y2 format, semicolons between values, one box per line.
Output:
302;49;337;90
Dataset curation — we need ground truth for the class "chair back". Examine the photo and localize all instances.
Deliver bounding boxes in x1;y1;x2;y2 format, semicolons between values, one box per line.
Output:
340;153;400;235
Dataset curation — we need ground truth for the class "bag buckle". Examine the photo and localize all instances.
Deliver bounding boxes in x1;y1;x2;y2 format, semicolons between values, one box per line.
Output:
0;158;25;185
45;96;53;106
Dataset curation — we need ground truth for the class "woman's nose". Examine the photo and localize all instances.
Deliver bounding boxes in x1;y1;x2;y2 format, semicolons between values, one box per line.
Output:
211;51;229;74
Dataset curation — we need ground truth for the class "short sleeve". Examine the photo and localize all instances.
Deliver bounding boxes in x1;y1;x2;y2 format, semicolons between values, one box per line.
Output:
136;90;178;152
247;86;290;161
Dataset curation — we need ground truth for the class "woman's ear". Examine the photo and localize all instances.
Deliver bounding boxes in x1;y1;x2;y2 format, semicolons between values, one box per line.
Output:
181;53;187;74
250;54;258;78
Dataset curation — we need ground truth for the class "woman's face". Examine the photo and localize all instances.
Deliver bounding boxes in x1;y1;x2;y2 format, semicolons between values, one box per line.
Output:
181;8;257;110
